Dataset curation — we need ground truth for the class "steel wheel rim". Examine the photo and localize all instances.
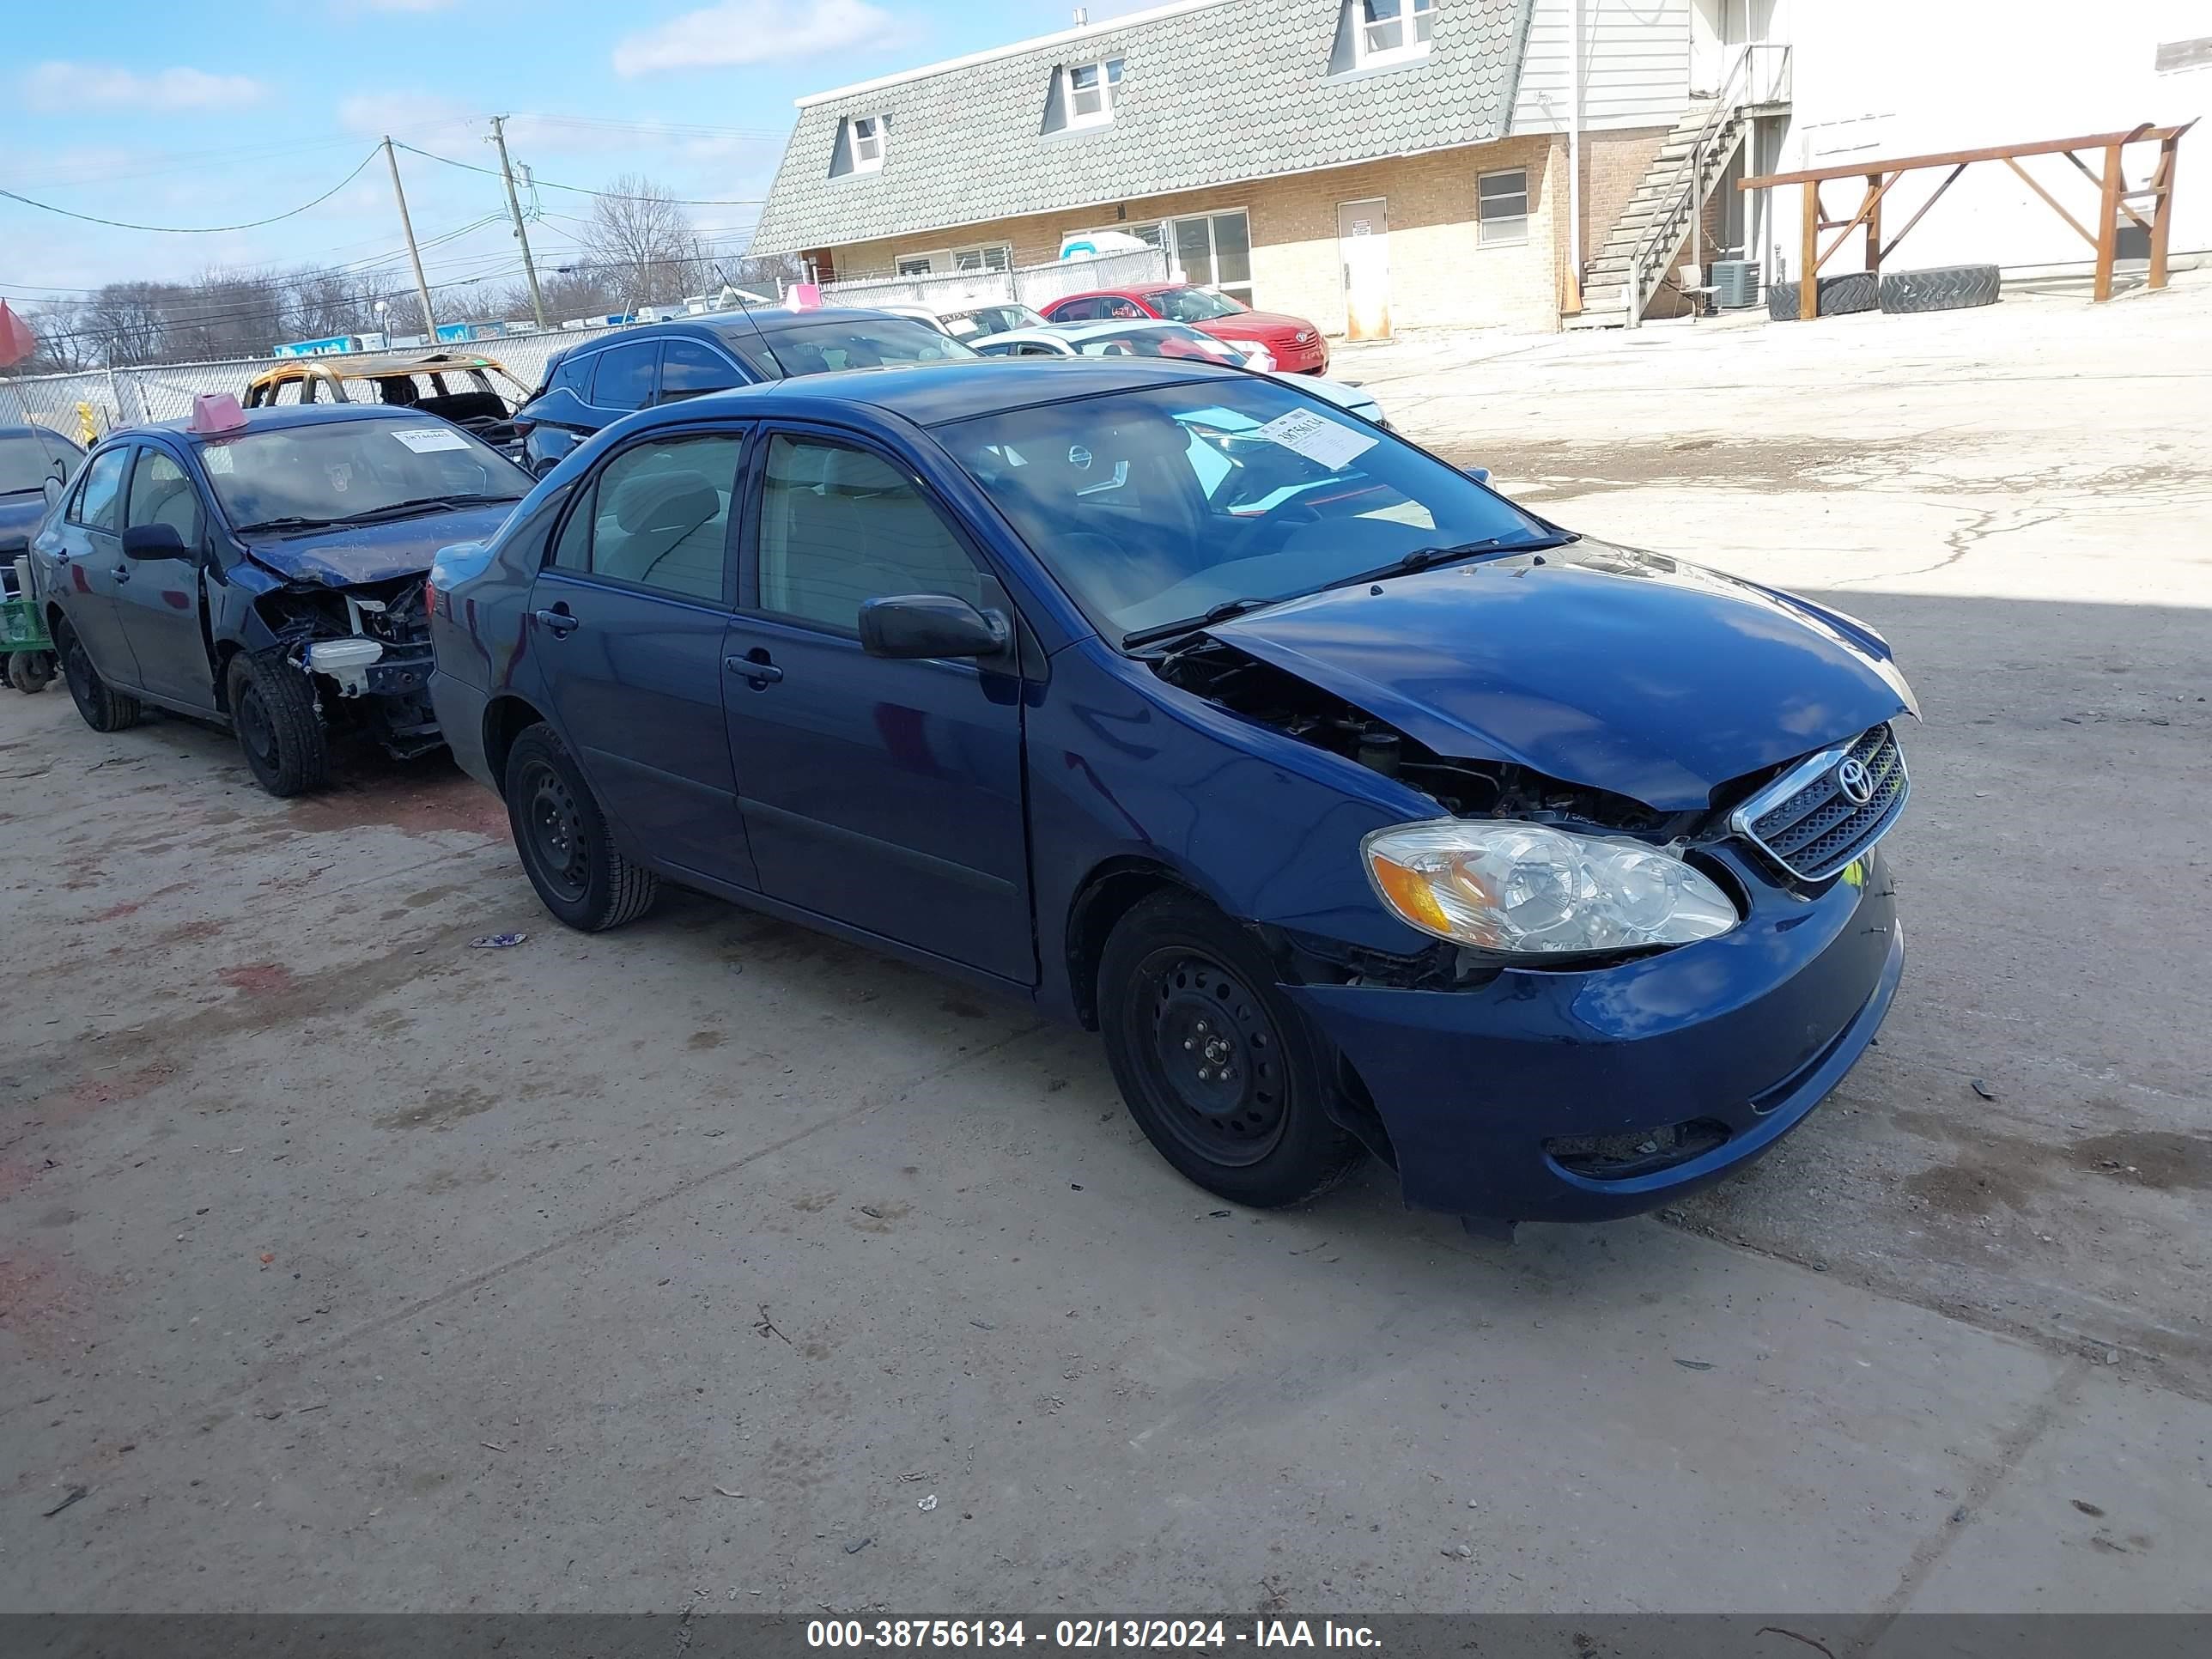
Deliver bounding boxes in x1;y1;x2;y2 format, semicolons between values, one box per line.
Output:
234;684;282;776
520;759;590;902
1130;947;1289;1168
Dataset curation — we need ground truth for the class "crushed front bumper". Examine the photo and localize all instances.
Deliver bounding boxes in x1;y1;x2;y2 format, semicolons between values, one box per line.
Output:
1284;848;1904;1224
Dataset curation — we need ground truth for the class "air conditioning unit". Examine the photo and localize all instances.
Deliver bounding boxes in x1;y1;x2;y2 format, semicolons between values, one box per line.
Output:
1713;259;1761;309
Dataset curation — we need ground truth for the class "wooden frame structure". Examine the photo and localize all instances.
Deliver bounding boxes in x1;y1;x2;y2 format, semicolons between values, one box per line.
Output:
1739;122;2195;319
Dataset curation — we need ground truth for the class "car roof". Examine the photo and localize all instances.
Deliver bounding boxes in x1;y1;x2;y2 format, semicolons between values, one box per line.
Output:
555;307;923;354
251;350;506;381
130;404;447;440
1;422;79;443
634;356;1237;430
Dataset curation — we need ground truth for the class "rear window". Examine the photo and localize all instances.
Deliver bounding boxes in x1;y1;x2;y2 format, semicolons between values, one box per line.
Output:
755;317;977;379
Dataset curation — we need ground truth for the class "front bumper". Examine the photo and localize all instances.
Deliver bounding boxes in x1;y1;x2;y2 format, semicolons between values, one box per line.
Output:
1275;339;1329;374
1285;848;1903;1223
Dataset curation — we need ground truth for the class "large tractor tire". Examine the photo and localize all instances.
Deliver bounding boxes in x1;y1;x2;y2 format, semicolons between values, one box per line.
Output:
1879;264;2002;314
1765;271;1879;321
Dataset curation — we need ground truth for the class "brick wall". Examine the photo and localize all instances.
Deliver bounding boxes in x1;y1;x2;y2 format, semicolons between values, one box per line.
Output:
1579;125;1670;264
824;135;1570;337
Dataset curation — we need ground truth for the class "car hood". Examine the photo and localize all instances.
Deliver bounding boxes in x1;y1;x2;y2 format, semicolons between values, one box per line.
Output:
1206;539;1917;811
240;501;520;587
1272;372;1378;416
1196;311;1316;342
0;492;48;551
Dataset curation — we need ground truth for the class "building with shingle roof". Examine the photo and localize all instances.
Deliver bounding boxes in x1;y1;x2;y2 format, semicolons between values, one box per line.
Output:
751;0;1766;336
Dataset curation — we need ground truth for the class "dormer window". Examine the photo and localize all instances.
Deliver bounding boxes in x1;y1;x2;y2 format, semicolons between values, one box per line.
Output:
850;115;884;171
1065;58;1123;128
1358;0;1434;64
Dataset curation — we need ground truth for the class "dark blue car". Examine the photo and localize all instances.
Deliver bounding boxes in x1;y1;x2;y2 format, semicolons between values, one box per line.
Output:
514;307;975;476
31;404;532;794
427;360;1913;1227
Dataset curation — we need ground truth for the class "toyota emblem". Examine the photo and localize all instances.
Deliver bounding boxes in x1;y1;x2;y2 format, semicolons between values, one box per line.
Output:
1836;757;1875;805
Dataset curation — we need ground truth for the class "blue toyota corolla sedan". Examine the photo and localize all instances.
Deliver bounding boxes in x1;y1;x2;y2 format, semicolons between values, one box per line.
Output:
427;359;1913;1228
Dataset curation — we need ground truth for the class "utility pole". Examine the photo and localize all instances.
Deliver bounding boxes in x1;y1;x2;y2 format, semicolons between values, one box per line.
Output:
382;137;439;343
489;115;548;331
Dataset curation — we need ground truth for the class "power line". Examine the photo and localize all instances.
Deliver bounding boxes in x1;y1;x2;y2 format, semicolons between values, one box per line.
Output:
392;141;765;206
0;150;382;234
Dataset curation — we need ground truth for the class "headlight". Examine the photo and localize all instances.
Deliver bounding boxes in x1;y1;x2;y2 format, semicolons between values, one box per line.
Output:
1362;819;1738;955
1222;338;1275;369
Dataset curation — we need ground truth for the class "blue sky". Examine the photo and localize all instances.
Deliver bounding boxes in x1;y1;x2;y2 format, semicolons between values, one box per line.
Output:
0;0;1145;307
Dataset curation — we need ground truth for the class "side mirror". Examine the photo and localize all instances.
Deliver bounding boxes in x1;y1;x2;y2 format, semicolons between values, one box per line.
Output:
121;522;190;561
41;477;64;509
859;593;1010;660
1462;465;1492;486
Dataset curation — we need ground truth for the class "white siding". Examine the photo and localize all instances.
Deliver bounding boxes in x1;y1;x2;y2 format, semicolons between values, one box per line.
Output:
1763;0;2210;278
1511;0;1693;135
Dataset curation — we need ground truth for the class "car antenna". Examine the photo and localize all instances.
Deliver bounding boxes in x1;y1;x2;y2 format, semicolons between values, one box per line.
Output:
715;261;790;379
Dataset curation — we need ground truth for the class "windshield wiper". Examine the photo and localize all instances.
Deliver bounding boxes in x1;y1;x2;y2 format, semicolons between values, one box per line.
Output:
1121;597;1277;650
236;514;341;535
335;493;523;524
1347;531;1581;585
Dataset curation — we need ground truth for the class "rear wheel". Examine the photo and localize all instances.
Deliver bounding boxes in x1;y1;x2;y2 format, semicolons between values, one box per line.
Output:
1098;890;1364;1208
226;650;328;797
57;620;141;732
502;722;659;931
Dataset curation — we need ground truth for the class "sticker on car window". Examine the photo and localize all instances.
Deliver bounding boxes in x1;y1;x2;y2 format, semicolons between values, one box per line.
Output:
1252;408;1376;470
391;426;471;454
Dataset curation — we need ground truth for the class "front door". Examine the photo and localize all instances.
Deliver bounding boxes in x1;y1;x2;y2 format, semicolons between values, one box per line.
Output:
113;446;218;711
721;430;1032;983
1338;198;1392;341
530;425;759;890
52;444;141;686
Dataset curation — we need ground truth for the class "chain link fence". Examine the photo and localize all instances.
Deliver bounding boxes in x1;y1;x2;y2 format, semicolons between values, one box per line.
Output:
0;324;632;443
0;249;1170;441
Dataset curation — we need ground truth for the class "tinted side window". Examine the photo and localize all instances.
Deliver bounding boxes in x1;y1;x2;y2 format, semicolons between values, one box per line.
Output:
556;433;742;602
1053;298;1101;322
549;354;591;396
659;339;743;403
125;450;204;544
756;435;985;633
72;447;130;532
590;343;659;411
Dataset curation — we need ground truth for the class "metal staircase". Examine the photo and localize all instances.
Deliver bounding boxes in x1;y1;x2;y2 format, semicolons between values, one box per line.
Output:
1566;46;1787;330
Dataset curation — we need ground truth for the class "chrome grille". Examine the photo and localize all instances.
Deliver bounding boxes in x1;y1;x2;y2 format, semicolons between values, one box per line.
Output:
1730;725;1909;883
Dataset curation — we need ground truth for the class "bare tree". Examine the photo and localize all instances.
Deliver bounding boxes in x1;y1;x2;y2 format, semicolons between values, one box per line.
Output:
576;174;704;312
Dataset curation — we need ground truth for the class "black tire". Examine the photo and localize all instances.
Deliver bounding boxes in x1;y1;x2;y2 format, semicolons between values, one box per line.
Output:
7;651;53;694
1097;890;1364;1209
1765;271;1880;320
226;649;328;798
1879;264;2001;314
501;722;659;932
56;619;142;732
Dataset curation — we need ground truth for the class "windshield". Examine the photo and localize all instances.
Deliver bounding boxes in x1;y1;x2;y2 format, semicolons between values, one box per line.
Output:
1071;325;1237;362
945;305;1043;340
940;378;1555;641
0;433;69;495
735;316;980;378
196;418;532;531
1151;287;1246;324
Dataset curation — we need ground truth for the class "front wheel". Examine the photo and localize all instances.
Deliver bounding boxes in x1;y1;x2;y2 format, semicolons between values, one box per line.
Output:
502;722;659;931
57;620;141;732
1097;890;1365;1208
226;649;328;797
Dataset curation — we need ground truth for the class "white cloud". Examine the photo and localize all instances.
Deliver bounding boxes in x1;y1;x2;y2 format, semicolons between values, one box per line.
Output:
337;90;475;137
612;0;894;78
24;62;269;112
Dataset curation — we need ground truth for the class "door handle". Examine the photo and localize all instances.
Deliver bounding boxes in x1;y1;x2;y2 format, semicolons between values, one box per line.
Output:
725;653;782;689
111;565;131;583
532;607;580;638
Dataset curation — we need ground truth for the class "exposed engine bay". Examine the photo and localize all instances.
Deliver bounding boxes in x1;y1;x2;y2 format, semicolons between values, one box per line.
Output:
250;572;440;758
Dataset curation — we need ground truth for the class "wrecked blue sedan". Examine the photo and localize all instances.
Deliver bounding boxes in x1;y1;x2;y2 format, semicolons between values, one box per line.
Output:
427;359;1912;1227
31;403;530;795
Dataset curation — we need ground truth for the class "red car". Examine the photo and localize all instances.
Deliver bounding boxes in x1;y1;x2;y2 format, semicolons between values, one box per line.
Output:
1039;283;1329;374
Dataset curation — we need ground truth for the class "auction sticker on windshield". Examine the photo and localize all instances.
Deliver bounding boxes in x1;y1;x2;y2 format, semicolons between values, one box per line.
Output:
392;426;472;453
1252;408;1376;470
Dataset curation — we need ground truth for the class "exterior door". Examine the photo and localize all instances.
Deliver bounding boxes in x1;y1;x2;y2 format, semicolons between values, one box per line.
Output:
113;445;218;711
1339;198;1392;341
530;426;760;890
51;444;141;685
722;429;1032;983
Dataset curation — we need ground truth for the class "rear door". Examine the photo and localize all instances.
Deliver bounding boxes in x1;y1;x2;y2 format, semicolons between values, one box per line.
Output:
50;444;140;685
528;422;759;890
113;444;218;711
720;427;1032;982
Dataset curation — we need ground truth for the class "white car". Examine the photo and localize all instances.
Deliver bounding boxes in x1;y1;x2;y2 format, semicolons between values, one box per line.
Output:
972;320;1388;428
